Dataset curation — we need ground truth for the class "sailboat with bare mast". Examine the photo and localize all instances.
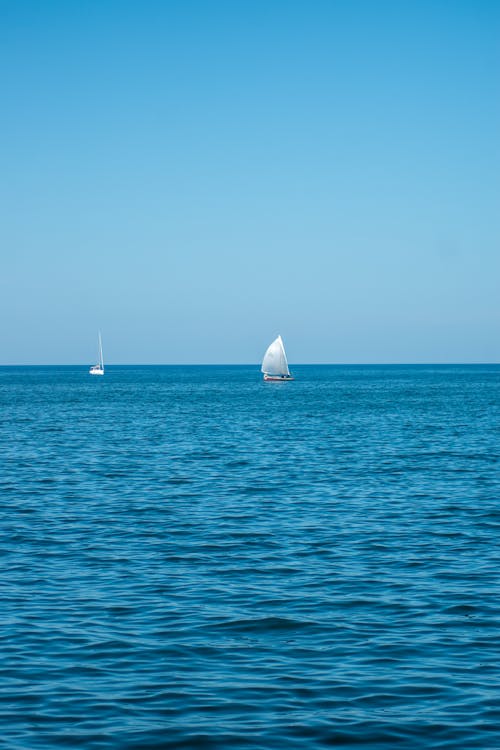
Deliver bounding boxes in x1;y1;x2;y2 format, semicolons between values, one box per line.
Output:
89;332;104;376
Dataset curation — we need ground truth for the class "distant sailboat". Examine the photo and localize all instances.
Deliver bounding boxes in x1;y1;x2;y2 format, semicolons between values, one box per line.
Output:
89;332;104;376
261;335;293;381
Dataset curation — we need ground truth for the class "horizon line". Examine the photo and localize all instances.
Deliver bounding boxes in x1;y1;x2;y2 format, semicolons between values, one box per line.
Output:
1;362;499;368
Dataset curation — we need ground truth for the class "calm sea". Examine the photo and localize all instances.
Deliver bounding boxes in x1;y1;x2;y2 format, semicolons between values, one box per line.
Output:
1;365;499;749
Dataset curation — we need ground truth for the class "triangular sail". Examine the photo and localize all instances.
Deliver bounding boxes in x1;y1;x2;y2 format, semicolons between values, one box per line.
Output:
261;335;290;376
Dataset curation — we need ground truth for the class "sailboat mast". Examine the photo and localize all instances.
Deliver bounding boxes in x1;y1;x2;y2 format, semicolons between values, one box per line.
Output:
98;331;103;368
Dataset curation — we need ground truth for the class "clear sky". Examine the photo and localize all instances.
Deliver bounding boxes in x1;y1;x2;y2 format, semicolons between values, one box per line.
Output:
1;0;499;364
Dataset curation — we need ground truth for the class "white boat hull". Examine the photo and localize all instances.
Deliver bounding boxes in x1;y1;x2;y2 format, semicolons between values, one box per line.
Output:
89;367;104;375
263;374;294;381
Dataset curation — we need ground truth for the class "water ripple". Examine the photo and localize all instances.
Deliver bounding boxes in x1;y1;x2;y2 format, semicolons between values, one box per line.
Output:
1;365;499;749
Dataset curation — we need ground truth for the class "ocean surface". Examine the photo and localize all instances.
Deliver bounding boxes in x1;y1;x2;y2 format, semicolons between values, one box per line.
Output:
1;364;499;750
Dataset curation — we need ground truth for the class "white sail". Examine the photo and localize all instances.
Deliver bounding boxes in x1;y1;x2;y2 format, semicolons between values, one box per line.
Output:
261;335;290;377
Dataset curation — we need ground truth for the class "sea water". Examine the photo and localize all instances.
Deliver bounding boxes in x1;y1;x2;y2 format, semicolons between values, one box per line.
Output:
1;365;499;749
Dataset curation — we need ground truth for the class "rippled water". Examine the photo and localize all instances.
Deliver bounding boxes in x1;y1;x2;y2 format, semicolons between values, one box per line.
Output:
1;365;499;749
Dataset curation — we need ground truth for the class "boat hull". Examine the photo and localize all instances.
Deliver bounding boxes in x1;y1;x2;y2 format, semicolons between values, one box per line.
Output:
89;368;104;375
263;374;294;381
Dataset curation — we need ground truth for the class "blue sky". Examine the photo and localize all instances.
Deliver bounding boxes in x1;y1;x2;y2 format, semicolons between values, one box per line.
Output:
1;0;499;364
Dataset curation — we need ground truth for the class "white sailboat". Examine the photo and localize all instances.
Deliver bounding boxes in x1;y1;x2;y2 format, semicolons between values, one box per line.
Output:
89;332;104;376
261;335;293;381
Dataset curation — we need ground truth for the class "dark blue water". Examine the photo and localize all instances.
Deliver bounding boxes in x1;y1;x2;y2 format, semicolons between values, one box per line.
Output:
1;365;499;749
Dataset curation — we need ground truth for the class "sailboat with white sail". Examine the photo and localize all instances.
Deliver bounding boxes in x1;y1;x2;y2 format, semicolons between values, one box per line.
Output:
261;335;293;381
89;332;104;376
